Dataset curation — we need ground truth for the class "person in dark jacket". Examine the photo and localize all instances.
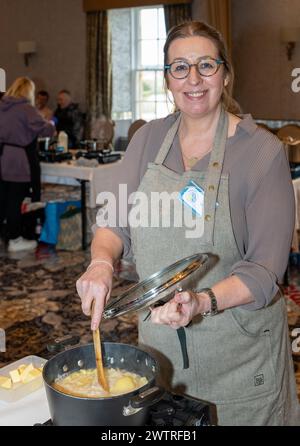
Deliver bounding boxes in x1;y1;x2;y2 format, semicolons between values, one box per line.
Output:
0;77;55;252
54;90;83;148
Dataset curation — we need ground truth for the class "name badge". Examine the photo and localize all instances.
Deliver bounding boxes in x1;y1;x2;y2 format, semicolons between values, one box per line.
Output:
178;180;204;217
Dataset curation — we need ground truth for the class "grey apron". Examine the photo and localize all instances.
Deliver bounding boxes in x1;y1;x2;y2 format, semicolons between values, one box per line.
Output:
130;108;299;426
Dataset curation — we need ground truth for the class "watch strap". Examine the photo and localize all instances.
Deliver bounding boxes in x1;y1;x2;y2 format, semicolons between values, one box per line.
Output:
199;287;218;317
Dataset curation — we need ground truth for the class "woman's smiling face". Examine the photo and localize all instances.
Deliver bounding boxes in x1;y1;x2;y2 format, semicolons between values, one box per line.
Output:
166;36;228;119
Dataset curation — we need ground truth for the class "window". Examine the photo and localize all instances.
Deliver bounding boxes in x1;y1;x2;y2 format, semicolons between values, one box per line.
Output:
110;6;171;122
132;6;170;121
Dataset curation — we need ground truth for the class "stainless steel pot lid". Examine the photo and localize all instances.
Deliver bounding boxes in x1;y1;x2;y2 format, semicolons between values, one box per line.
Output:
103;253;209;319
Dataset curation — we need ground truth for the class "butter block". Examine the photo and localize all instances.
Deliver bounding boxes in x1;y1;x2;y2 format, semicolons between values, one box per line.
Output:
17;364;27;374
9;369;21;384
22;368;42;384
19;363;34;382
0;375;12;389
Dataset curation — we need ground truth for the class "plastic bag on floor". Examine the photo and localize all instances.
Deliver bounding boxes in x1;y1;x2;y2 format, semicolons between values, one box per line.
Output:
56;206;82;251
40;200;81;245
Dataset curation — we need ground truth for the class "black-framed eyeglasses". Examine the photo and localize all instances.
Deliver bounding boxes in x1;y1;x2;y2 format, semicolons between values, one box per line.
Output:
164;57;225;79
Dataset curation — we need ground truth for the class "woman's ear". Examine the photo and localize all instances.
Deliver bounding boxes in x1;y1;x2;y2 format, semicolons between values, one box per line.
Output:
224;76;229;88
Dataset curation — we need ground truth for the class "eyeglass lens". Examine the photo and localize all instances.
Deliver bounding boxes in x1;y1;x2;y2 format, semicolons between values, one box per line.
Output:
169;58;220;78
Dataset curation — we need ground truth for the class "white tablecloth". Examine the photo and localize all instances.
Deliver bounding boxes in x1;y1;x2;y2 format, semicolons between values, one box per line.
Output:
292;178;300;252
41;161;120;208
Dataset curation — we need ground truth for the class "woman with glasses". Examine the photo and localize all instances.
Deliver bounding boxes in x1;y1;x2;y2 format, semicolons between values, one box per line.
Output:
77;22;299;425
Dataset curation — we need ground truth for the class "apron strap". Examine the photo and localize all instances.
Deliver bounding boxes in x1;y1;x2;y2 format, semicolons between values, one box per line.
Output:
144;310;190;369
154;113;181;165
176;327;189;369
203;107;229;245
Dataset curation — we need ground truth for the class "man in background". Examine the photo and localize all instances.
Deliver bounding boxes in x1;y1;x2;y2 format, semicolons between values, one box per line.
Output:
36;90;53;121
54;90;83;148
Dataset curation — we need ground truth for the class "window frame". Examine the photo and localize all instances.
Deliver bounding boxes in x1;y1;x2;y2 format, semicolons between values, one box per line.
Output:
131;5;168;121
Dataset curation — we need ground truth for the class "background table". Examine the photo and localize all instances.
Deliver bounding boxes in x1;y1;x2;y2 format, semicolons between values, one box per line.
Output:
41;161;120;249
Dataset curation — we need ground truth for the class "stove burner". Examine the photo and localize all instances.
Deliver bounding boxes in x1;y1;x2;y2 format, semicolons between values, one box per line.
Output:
148;393;211;426
34;392;212;426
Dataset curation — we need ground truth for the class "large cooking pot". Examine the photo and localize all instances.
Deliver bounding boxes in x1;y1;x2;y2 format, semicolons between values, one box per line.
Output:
43;342;163;426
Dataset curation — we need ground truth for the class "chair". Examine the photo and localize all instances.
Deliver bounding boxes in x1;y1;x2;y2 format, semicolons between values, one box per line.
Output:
127;119;147;143
90;117;115;150
277;125;300;163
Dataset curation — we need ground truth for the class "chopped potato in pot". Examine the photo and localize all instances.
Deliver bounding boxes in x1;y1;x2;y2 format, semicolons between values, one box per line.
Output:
53;368;148;398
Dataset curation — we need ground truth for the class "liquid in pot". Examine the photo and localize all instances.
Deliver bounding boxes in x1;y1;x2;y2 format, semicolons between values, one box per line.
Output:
53;367;148;398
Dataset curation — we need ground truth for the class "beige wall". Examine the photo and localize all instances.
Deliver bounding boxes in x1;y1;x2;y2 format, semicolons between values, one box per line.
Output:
193;0;300;120
0;0;86;111
232;0;300;120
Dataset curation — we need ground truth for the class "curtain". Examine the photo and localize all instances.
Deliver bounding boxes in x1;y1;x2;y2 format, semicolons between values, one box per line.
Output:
207;0;232;56
86;11;112;137
164;3;192;33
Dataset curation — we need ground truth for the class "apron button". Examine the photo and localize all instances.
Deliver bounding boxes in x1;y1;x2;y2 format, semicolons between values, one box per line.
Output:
208;185;215;191
212;162;220;168
205;214;211;222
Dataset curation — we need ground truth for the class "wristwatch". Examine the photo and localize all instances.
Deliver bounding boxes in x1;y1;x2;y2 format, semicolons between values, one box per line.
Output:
199;288;219;317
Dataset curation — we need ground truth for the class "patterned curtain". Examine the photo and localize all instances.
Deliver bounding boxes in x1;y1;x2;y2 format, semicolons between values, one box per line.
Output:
86;11;112;137
164;3;192;33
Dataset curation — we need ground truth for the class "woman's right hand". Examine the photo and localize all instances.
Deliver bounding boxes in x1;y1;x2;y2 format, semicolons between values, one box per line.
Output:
76;264;114;330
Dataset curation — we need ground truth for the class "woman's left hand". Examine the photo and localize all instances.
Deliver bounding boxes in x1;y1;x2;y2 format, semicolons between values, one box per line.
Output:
150;291;206;329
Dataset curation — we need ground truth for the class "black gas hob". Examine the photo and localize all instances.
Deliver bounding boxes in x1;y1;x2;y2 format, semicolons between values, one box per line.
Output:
35;392;212;427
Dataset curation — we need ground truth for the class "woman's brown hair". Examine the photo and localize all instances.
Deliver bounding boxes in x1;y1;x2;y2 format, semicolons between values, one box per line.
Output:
163;21;241;114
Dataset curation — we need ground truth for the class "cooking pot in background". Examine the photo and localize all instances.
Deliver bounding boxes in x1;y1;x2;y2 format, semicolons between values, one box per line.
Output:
43;342;164;426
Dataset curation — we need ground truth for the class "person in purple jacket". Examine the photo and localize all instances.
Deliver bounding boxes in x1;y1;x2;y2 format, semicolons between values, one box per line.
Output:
0;77;55;252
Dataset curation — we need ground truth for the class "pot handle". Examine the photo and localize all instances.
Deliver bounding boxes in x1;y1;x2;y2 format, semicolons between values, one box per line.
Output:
47;334;80;353
131;386;165;409
123;386;165;417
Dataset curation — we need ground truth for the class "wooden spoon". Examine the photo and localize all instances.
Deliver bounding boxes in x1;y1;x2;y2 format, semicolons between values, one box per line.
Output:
92;302;109;393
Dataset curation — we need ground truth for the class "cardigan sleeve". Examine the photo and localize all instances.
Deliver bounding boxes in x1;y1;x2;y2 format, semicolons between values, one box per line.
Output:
231;146;295;309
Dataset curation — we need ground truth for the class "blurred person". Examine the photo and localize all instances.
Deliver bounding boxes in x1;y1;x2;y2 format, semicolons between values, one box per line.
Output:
0;77;55;252
36;90;53;121
54;89;83;148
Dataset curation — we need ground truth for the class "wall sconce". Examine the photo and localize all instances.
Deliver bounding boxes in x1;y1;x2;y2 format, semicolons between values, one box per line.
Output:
280;27;300;61
17;41;37;66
